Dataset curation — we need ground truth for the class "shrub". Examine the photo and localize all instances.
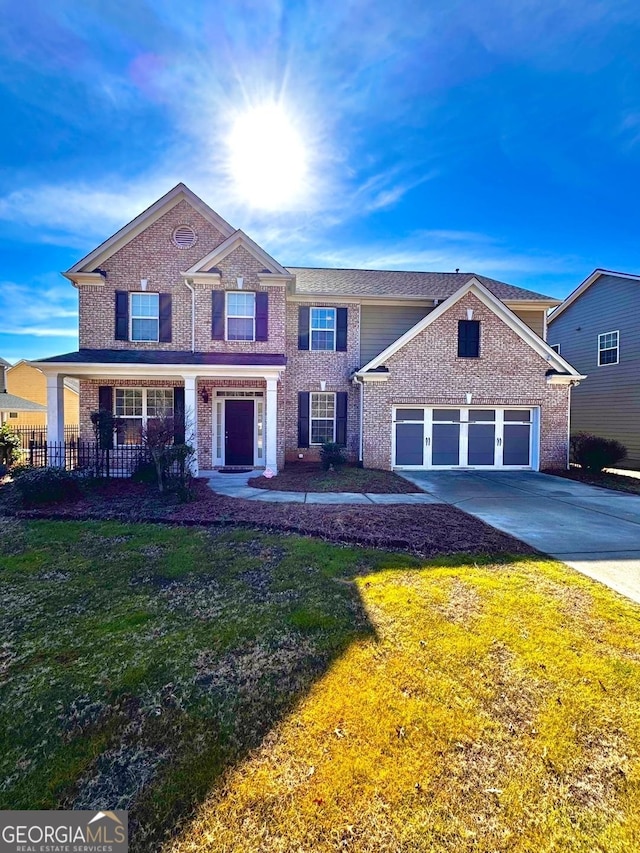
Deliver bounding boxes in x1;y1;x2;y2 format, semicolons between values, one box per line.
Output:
131;458;157;485
0;424;21;467
570;432;627;473
320;442;347;471
13;466;82;507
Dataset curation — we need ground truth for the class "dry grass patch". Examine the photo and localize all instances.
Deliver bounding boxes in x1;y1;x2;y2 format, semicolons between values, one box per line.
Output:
169;559;640;853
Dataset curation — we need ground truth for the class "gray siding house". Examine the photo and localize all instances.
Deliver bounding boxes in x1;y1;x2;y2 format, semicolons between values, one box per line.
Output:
547;269;640;467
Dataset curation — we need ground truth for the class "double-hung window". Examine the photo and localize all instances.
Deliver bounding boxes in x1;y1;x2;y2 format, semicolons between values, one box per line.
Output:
310;392;336;444
598;331;619;366
114;387;174;445
227;292;256;341
310;308;336;351
131;293;159;342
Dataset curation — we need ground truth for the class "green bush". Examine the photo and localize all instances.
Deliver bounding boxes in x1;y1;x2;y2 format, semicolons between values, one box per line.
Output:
320;442;347;471
13;467;82;507
570;432;627;473
0;424;21;467
131;458;157;485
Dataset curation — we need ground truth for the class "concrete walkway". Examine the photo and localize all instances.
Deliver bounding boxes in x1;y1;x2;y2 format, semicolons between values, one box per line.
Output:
206;471;441;504
399;470;640;605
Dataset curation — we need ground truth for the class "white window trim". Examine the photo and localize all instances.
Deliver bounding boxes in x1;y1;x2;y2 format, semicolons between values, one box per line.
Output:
130;292;160;343
226;291;256;342
549;343;561;354
114;387;174;445
310;307;337;352
597;330;619;366
310;391;336;445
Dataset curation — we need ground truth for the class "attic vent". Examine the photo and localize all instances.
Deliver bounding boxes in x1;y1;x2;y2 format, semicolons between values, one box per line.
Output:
172;225;197;249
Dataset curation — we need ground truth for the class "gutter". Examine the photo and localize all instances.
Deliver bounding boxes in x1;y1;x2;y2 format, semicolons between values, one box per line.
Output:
352;375;364;465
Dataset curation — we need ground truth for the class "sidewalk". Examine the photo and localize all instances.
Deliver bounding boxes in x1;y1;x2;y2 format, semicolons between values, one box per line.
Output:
207;471;441;504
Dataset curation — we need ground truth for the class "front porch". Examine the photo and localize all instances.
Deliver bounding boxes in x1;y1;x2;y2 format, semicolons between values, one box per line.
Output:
35;354;285;476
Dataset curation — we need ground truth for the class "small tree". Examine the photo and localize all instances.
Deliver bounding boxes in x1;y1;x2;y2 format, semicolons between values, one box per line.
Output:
141;415;195;494
88;408;120;476
0;423;21;468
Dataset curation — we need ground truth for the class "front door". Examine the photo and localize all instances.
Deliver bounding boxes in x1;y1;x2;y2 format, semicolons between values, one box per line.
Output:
225;400;254;465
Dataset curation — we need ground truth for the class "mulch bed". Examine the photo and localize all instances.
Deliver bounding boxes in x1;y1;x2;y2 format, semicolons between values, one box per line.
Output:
0;478;535;558
248;464;421;494
545;467;640;495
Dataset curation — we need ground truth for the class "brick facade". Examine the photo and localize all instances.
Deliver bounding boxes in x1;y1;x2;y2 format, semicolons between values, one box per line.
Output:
283;300;360;462
64;195;572;474
361;292;569;470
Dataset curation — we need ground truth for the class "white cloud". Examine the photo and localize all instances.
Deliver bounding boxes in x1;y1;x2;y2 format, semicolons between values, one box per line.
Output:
0;279;78;339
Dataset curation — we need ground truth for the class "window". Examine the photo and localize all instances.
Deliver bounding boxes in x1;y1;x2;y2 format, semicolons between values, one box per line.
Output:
130;293;159;342
8;412;18;419
550;343;561;354
311;308;336;351
114;387;174;444
227;292;256;341
598;331;619;366
458;320;480;358
310;392;336;444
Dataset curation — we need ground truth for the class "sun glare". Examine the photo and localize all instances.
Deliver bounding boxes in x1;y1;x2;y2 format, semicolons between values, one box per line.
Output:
227;102;308;210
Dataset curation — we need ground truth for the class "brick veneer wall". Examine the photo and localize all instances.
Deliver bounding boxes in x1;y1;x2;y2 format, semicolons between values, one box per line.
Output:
80;377;285;472
361;292;570;470
78;201;287;355
283;301;361;462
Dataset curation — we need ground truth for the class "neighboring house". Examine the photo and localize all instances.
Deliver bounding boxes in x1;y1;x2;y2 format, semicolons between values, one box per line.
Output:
33;184;583;475
2;360;79;429
0;361;47;424
547;269;640;467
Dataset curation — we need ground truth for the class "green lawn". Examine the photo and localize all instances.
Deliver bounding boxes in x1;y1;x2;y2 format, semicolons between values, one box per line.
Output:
1;518;639;852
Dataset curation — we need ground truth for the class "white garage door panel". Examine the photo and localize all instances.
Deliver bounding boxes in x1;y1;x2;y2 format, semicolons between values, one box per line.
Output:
393;407;536;470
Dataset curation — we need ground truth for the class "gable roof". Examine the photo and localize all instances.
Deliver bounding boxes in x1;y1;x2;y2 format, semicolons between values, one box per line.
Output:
548;268;640;323
357;277;582;378
287;267;560;304
185;229;293;278
5;360;79;394
65;184;235;276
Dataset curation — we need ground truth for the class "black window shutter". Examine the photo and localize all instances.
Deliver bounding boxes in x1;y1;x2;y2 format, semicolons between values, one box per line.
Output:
335;392;348;446
458;320;480;358
212;291;225;340
115;291;128;341
336;308;348;351
298;306;310;350
159;294;172;343
97;386;114;449
255;292;269;341
298;391;310;447
173;387;185;444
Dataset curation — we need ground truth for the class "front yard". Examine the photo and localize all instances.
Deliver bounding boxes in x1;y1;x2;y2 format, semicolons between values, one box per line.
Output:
1;518;639;852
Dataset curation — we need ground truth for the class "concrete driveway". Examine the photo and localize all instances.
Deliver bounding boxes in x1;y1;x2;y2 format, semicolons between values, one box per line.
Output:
399;470;640;605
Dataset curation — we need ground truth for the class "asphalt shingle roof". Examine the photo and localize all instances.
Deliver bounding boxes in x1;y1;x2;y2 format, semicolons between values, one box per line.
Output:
35;349;287;367
286;268;557;302
0;393;46;412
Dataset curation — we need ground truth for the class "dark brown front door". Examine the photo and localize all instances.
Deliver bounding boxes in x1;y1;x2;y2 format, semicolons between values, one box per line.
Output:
225;400;254;466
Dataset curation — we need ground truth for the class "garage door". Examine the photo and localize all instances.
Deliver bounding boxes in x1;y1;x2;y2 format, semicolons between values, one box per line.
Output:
393;407;536;469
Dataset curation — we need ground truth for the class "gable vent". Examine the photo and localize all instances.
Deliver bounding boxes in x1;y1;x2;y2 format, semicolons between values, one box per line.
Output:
172;225;197;249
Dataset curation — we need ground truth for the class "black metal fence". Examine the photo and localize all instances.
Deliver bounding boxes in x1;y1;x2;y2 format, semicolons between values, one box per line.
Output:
25;441;150;478
7;424;80;450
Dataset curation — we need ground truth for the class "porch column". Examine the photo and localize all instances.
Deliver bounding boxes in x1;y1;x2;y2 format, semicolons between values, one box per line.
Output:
182;374;198;476
46;373;65;466
266;377;278;473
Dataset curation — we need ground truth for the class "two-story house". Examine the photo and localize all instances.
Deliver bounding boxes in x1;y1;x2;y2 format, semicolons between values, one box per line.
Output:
547;269;640;468
34;184;583;475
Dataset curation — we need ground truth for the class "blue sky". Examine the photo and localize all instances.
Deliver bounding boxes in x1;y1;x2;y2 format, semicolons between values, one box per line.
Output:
2;0;640;361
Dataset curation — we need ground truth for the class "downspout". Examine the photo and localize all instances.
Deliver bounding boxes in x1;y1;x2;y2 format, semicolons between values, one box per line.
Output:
353;375;364;466
184;278;195;352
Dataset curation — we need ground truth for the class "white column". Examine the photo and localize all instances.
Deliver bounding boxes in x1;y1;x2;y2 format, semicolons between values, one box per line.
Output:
46;373;65;466
183;374;198;476
266;377;278;473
